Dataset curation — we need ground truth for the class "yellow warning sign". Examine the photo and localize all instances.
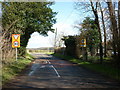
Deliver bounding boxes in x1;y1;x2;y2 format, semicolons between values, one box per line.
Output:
12;34;20;48
80;39;86;47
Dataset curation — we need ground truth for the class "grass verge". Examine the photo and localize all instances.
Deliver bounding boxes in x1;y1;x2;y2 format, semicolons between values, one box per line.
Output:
2;53;34;84
53;53;120;81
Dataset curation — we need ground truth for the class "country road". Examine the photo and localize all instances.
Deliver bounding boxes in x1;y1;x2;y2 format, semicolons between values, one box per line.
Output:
2;53;120;89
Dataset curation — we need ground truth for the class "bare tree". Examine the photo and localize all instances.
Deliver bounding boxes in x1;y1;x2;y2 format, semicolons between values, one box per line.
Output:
118;1;120;61
75;1;104;63
1;22;16;65
49;31;65;48
90;1;103;63
99;2;107;57
107;1;119;59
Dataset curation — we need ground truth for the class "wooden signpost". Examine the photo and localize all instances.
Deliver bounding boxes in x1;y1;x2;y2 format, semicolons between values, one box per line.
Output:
80;38;87;61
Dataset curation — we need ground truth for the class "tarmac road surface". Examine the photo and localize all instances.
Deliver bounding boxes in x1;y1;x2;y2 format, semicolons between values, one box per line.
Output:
2;53;120;89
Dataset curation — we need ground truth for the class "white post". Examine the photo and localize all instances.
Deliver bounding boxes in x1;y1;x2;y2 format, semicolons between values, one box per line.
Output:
48;47;49;53
16;48;17;61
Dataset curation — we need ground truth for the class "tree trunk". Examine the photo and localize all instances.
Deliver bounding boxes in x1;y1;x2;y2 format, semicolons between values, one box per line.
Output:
90;1;103;64
107;1;119;60
20;27;33;56
99;3;107;57
118;1;120;64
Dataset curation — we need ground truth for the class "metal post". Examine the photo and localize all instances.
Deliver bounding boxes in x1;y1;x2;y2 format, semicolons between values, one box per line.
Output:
16;48;17;61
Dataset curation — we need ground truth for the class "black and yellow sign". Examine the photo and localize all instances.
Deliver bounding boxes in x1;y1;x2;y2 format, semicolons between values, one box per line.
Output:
80;39;86;47
12;34;20;48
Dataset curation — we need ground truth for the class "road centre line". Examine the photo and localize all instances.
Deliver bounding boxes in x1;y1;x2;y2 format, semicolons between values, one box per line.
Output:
47;60;51;64
42;55;61;78
51;65;61;77
46;60;61;77
47;59;61;77
44;55;60;77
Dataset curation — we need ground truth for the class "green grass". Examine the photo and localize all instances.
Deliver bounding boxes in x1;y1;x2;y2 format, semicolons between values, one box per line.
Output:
25;53;35;60
53;53;120;81
2;53;34;84
82;64;120;80
45;52;54;55
87;56;99;63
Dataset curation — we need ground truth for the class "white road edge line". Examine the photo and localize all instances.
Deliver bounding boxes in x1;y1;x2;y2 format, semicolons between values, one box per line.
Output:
47;60;61;78
51;65;61;77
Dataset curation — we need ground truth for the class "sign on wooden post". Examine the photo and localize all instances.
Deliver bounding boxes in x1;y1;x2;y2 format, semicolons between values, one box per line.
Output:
12;34;20;61
12;34;20;48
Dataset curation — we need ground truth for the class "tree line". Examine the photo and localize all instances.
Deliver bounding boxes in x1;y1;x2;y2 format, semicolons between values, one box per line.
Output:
74;1;120;64
1;2;56;65
55;1;120;65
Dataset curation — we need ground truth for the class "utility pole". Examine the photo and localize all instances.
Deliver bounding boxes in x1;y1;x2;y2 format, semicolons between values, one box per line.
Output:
54;28;57;53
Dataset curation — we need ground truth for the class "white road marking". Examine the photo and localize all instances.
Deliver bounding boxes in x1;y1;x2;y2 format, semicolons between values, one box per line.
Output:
51;65;61;77
47;60;60;78
40;54;61;78
28;63;40;76
28;71;34;76
47;60;51;64
40;65;46;68
45;61;48;64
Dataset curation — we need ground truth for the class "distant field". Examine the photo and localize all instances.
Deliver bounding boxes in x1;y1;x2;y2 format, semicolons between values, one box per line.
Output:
27;47;54;54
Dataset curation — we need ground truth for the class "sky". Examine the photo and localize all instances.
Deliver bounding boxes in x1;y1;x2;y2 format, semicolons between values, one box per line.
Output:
27;1;89;48
0;1;90;48
0;1;118;48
